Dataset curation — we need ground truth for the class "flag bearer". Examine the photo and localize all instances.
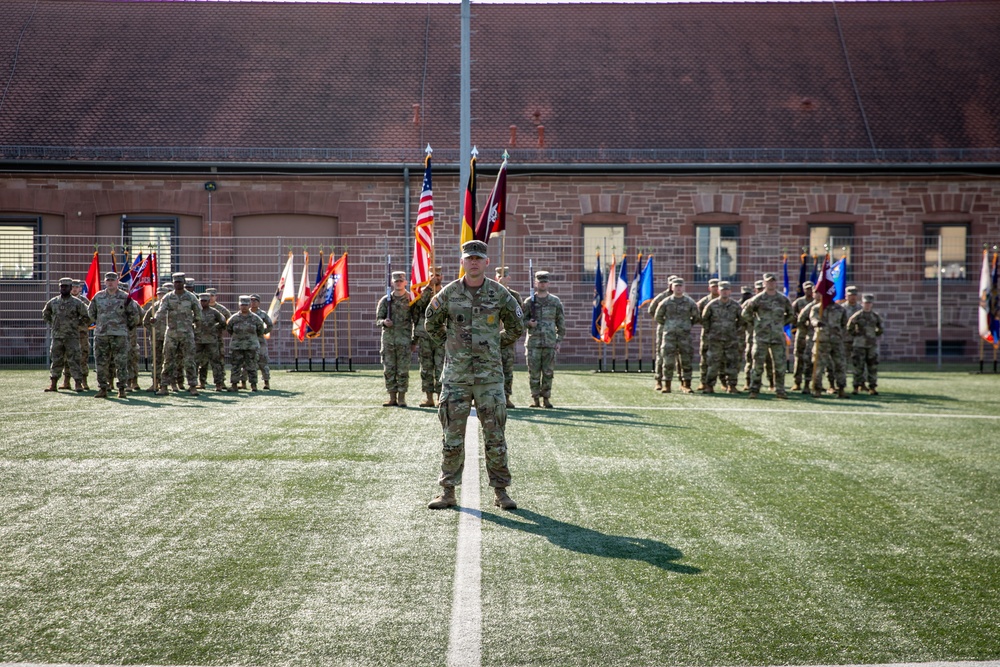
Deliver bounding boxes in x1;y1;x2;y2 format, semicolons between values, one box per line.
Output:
376;271;415;407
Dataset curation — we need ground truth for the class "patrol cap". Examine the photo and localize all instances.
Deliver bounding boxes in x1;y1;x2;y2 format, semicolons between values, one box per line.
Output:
718;281;731;290
741;285;753;294
461;240;489;258
846;285;859;295
198;292;211;301
391;271;406;281
534;270;550;282
104;271;119;281
432;265;442;275
238;295;251;305
754;280;764;289
205;287;218;295
762;272;777;282
249;294;261;301
170;272;186;283
71;279;81;287
862;293;875;303
802;280;815;289
495;266;509;277
58;277;74;286
185;277;195;285
668;274;679;284
672;277;685;286
157;285;171;294
708;278;720;286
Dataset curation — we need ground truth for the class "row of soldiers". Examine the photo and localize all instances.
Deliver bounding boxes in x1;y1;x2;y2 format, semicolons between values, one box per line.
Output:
650;273;884;398
42;272;274;398
377;265;565;409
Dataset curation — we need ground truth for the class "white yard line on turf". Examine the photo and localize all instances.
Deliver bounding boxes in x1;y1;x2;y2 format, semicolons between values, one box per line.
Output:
446;408;483;667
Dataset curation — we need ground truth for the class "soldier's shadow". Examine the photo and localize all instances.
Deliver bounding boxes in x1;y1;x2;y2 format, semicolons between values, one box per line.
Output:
510;407;669;428
476;508;701;574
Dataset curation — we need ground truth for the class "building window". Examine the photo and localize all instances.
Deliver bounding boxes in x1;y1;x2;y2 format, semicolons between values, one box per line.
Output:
695;225;738;282
809;224;853;263
923;224;968;280
582;224;626;275
124;217;178;278
0;217;40;279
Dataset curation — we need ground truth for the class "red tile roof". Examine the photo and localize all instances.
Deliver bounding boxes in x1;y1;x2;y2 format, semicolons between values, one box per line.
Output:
0;0;997;164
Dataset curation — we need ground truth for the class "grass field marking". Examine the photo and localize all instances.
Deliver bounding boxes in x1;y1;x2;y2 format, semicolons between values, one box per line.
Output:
446;408;482;667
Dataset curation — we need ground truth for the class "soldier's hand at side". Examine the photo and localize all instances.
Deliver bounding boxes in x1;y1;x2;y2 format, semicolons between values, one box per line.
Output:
556;344;561;353
383;318;393;328
815;321;825;328
528;319;537;328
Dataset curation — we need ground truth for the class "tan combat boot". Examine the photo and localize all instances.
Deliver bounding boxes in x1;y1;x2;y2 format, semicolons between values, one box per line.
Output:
189;385;200;396
661;381;671;394
382;392;398;407
428;487;457;510
681;381;693;394
493;487;517;510
397;392;407;407
530;396;541;408
263;380;270;390
228;383;239;393
250;385;258;393
727;385;739;394
82;378;90;391
44;377;58;392
655;379;662;392
156;386;169;396
60;375;71;390
118;386;128;399
505;396;515;409
94;386;108;398
419;392;435;408
216;383;226;392
703;384;715;394
74;379;84;393
837;386;848;399
542;397;553;408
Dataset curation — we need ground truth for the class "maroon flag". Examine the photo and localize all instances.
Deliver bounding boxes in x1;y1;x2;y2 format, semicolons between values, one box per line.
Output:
474;153;507;242
128;252;158;306
814;254;837;308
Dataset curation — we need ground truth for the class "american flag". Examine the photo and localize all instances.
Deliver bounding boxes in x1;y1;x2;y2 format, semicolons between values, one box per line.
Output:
410;148;435;302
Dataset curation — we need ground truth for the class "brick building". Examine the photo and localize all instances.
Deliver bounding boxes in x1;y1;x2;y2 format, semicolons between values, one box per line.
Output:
2;0;999;365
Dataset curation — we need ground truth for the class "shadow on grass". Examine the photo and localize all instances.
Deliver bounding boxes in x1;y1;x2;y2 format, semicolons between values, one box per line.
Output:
477;508;701;574
510;407;671;428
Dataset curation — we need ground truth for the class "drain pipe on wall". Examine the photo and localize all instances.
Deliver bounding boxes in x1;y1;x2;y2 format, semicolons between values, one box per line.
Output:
403;166;411;276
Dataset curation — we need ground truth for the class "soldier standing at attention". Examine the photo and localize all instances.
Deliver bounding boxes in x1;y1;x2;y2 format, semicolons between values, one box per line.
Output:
412;266;445;408
695;278;720;391
60;279;92;390
376;271;415;407
654;277;701;393
740;284;755;390
494;266;524;408
795;290;821;394
700;281;743;394
842;285;862;379
249;294;274;390
153;272;202;396
808;294;849;398
195;293;228;392
42;277;91;393
791;281;815;392
847;293;884;395
741;273;794;399
88;272;140;399
226;295;265;392
205;288;231;387
425;240;524;511
524;270;566;408
142;285;170;391
647;276;677;392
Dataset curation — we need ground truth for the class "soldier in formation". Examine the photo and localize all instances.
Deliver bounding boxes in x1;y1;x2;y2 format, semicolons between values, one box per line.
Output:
495;266;523;408
376;271;415;407
524;270;565;408
206;288;232;387
88;272;140;398
647;276;676;392
654;277;701;393
60;279;91;390
226;295;265;391
425;240;525;511
741;273;794;399
842;285;862;379
195;292;228;391
142;285;171;392
412;266;445;408
249;294;274;390
153;272;202;396
806;294;849;397
847;293;883;395
42;277;91;393
791;281;815;392
699;281;743;394
695;278;720;391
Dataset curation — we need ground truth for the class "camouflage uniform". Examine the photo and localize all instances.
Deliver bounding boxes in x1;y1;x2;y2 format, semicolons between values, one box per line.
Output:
741;287;794;395
412;287;445;396
42;286;91;385
156;289;202;389
250;305;273;385
127;326;140;390
142;296;168;391
208;293;231;376
425;274;524;491
791;289;814;390
842;292;863;378
227;307;265;388
62;287;91;388
523;290;566;402
376;289;415;396
740;287;756;388
847;304;883;392
88;284;141;393
653;292;701;388
695;282;719;388
700;293;743;391
196;300;228;388
647;289;671;388
808;300;849;395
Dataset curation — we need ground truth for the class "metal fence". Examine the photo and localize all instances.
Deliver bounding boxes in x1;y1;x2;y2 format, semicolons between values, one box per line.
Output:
0;232;992;368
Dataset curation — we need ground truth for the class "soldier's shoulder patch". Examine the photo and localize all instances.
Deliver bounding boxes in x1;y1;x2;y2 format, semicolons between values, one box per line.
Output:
430;296;441;311
515;305;524;319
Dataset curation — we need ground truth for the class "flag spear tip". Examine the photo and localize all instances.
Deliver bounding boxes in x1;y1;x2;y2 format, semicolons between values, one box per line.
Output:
502;149;510;161
471;145;479;157
425;144;433;155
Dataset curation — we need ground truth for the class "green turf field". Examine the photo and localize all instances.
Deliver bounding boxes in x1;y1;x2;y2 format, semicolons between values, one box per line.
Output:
1;368;998;666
